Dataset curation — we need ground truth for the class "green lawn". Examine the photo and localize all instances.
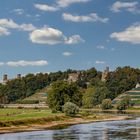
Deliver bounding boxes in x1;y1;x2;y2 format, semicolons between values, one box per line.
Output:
0;108;63;121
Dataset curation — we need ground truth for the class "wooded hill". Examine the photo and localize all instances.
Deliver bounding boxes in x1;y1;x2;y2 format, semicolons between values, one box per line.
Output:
0;66;139;104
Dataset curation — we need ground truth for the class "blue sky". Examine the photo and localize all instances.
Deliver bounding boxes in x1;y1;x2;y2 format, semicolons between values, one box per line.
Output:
0;0;140;79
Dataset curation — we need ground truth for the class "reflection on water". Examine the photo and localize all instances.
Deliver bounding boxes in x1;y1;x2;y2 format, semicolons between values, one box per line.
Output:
1;118;140;140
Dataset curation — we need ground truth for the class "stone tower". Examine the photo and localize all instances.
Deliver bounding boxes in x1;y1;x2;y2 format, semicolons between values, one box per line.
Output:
17;74;21;79
3;74;8;84
101;67;109;82
136;83;140;88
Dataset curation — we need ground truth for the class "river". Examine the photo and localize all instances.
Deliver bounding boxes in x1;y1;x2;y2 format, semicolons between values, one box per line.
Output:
0;117;140;140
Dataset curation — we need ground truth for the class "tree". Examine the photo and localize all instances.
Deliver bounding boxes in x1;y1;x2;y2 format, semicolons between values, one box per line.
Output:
47;81;82;111
106;66;140;100
82;87;96;108
82;83;110;108
94;85;109;104
63;102;79;116
116;95;131;110
101;99;112;110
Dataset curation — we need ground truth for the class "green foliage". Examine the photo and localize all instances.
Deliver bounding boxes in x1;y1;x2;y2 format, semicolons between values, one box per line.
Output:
47;81;82;111
116;95;131;110
0;104;4;108
94;83;110;104
82;83;110;108
16;99;39;104
106;66;140;100
101;99;112;110
82;87;96;108
0;66;139;105
0;73;49;103
63;102;79;116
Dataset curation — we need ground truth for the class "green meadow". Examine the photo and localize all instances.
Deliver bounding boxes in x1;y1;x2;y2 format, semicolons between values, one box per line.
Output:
0;108;63;122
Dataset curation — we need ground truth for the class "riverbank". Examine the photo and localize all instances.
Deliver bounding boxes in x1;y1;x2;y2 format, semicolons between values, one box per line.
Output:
82;108;140;114
0;114;129;134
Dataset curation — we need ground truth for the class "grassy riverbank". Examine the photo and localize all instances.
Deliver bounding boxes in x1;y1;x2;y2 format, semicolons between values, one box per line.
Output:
0;108;62;121
0;108;129;134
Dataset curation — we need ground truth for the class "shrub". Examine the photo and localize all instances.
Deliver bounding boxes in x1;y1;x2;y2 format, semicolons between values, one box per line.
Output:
101;99;112;110
116;95;131;110
17;106;24;109
80;110;94;116
51;109;57;113
63;102;79;116
0;104;4;108
16;100;39;104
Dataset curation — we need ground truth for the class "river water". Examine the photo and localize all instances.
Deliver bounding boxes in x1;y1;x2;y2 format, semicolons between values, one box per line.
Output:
0;117;140;140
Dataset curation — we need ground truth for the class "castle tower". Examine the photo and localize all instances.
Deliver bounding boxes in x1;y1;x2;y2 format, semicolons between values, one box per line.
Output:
136;83;140;88
17;74;21;79
3;74;8;84
101;67;109;82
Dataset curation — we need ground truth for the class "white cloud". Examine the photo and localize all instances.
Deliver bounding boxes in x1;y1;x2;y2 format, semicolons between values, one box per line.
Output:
62;52;73;56
19;24;36;31
57;0;90;8
0;19;19;29
13;9;24;15
95;60;106;64
0;27;10;36
110;24;140;44
34;4;59;12
65;35;85;44
30;27;66;45
6;60;48;67
30;27;84;45
0;62;4;66
34;0;90;12
111;1;139;13
62;13;109;23
96;45;106;50
0;19;36;31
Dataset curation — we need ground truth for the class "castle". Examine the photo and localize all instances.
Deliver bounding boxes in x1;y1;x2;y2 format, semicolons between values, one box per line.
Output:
1;74;21;84
68;72;80;83
101;67;109;82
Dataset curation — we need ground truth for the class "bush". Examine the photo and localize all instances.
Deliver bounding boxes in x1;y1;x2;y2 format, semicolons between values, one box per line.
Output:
17;106;24;109
63;102;79;116
16;100;39;104
101;99;112;110
116;95;131;110
51;109;57;113
0;104;4;108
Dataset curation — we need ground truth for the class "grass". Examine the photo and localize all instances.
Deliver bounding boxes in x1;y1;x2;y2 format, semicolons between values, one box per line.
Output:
126;92;140;95
0;108;63;121
0;108;128;131
131;100;140;105
127;107;140;110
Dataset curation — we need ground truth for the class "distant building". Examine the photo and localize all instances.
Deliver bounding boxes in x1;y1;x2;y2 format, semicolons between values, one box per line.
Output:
1;73;22;85
136;83;140;88
101;67;109;82
68;72;79;83
3;74;8;84
17;74;21;79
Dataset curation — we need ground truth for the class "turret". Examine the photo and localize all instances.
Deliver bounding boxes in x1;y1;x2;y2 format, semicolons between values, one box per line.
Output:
101;67;109;82
3;74;8;84
17;74;21;79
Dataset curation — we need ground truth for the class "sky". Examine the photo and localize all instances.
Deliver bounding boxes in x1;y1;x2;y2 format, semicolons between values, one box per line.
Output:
0;0;140;79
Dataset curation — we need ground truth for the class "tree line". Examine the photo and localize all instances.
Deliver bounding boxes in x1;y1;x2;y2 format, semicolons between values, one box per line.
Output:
0;66;139;106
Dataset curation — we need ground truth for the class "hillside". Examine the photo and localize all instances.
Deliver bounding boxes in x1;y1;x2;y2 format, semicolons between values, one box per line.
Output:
113;86;140;106
16;87;49;104
0;66;139;104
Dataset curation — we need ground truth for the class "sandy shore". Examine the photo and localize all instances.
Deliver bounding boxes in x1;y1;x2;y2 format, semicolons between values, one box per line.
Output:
0;115;129;134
